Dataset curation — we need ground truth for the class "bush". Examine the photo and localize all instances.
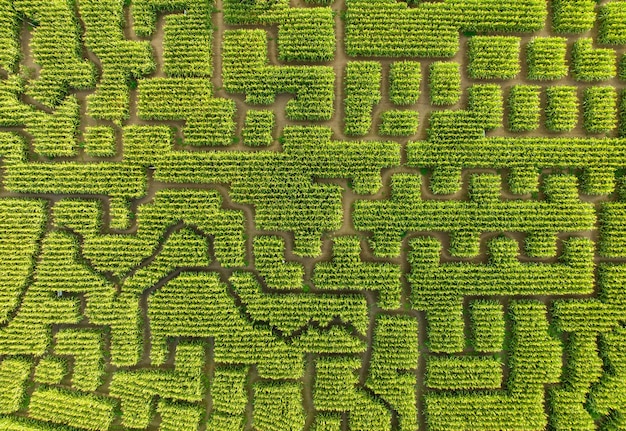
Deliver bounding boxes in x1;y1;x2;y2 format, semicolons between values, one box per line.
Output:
429;62;461;105
526;37;568;80
468;36;520;79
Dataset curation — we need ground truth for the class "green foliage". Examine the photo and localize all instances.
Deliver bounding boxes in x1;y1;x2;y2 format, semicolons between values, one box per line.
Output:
253;383;305;431
312;415;343;431
425;301;561;431
408;233;593;351
425;356;502;389
132;1;213;77
4;1;626;428
572;38;616;82
4;163;145;200
469;300;505;352
13;0;96;107
233;270;368;335
223;29;334;121
278;8;335;61
210;367;248;415
28;96;80;158
110;343;205;427
526;37;568;80
345;0;545;57
429;62;461;106
344;62;381;135
0;199;46;325
314;356;391;430
157;401;203;431
55;329;105;392
467;84;503;130
378;110;419;137
366;315;418;431
356;173;595;259
34;356;66;386
254;236;303;289
313;236;402;309
243;110;275;146
389;61;421;106
583;86;617;133
79;0;155;124
468;36;520;79
599;1;626;45
0;0;20;73
552;0;596;33
508;85;541;132
138;78;236;146
0;358;31;414
545;86;579;132
28;387;115;431
548;332;603;430
84;126;116;157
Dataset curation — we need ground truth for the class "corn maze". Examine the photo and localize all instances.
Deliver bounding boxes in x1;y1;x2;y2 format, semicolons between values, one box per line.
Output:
2;0;626;429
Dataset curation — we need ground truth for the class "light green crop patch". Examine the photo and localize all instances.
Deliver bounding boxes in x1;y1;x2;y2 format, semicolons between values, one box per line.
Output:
1;0;626;429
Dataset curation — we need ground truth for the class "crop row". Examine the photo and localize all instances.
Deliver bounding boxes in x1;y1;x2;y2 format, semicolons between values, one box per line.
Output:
222;29;334;121
345;0;545;57
354;173;595;258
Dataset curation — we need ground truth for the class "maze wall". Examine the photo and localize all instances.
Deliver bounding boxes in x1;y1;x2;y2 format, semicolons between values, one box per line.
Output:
1;0;626;429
